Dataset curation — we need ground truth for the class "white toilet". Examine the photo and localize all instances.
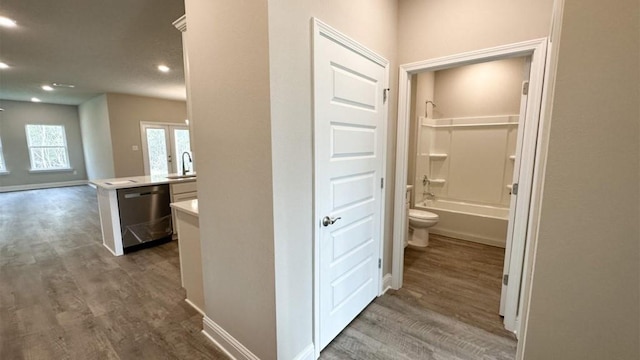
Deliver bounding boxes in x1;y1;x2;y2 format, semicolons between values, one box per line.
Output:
408;209;439;247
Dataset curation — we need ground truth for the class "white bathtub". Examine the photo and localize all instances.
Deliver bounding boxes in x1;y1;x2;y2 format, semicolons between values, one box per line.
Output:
415;199;509;248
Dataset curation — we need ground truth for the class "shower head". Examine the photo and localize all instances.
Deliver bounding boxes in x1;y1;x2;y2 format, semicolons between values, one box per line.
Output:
425;100;437;117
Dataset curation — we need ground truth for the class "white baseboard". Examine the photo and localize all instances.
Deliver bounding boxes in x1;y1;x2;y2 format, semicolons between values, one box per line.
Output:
292;344;315;360
102;243;119;257
0;180;88;193
430;228;505;248
381;273;393;295
185;298;205;317
202;316;260;360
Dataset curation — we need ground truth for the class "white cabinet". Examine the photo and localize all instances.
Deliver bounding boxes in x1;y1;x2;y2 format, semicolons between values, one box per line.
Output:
170;181;197;196
171;200;204;314
170;181;197;237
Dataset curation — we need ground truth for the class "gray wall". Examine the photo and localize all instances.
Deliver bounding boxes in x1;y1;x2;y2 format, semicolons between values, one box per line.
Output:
432;57;524;119
77;93;188;180
185;0;277;359
79;94;115;180
105;93;187;177
0;100;87;187
521;0;640;358
398;0;555;63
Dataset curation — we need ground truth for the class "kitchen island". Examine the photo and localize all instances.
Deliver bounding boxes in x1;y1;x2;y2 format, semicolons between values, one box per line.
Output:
91;173;197;256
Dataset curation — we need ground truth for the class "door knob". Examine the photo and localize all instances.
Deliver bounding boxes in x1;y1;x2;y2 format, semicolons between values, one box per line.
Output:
322;216;341;227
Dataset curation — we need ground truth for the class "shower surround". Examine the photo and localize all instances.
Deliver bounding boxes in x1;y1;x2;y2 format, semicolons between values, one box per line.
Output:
415;115;519;247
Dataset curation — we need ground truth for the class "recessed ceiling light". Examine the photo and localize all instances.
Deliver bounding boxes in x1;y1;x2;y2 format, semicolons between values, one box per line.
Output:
158;65;170;73
0;17;17;28
0;62;9;69
52;82;75;88
31;97;41;103
42;85;54;91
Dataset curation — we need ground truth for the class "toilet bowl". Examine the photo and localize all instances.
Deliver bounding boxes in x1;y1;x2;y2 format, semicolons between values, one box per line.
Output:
408;209;439;247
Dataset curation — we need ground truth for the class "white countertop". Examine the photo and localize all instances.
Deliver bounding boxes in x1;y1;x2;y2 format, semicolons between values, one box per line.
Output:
91;172;196;190
171;199;199;217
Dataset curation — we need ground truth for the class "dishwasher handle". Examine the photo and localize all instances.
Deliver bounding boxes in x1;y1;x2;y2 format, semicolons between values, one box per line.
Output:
123;190;164;199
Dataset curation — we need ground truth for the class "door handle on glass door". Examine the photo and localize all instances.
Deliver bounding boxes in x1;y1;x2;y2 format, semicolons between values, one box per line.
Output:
322;216;341;227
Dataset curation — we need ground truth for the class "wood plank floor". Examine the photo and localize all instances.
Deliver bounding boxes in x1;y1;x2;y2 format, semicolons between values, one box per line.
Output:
402;235;515;338
0;186;228;360
1;186;515;359
320;235;517;359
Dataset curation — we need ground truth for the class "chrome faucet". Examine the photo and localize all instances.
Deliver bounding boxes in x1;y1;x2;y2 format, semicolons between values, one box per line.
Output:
181;151;192;175
422;174;435;200
422;175;430;186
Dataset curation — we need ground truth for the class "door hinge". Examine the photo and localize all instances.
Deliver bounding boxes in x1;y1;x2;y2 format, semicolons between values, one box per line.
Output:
378;258;382;269
512;183;519;195
522;81;529;95
503;274;509;286
380;178;384;189
383;88;390;104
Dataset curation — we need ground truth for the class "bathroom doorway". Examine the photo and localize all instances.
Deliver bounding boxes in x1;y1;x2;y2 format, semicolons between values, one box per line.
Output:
404;55;529;337
392;39;549;336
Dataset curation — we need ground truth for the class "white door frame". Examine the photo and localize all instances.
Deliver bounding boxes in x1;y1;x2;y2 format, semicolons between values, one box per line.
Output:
391;38;548;335
312;18;389;358
140;121;190;175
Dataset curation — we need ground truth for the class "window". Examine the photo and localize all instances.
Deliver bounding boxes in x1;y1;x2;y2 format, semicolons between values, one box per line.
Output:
0;136;6;173
25;124;71;170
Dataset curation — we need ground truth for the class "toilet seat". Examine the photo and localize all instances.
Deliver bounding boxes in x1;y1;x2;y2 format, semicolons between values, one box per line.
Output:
408;209;439;220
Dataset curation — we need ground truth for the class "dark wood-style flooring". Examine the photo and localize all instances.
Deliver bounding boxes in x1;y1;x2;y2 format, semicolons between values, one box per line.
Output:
1;186;515;359
321;236;517;360
402;235;514;339
0;186;227;359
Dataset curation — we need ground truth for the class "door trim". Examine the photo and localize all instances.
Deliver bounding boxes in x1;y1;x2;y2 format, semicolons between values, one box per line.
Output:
392;38;549;335
312;18;389;358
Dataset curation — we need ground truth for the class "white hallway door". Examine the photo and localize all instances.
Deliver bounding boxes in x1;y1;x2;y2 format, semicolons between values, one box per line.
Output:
140;123;191;175
314;20;388;351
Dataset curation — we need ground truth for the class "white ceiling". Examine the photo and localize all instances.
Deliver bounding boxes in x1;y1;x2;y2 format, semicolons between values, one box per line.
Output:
0;0;186;106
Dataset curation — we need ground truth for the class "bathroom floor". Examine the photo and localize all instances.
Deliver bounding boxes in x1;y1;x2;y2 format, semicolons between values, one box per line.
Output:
320;234;516;359
402;234;514;338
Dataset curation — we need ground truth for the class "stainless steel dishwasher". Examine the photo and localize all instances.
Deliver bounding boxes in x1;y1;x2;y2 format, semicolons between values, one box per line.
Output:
117;184;173;251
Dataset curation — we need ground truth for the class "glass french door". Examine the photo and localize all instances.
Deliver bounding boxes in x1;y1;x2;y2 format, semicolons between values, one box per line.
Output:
141;123;191;176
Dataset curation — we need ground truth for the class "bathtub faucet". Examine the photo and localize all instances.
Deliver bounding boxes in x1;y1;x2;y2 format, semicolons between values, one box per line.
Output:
424;191;435;200
422;175;430;186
